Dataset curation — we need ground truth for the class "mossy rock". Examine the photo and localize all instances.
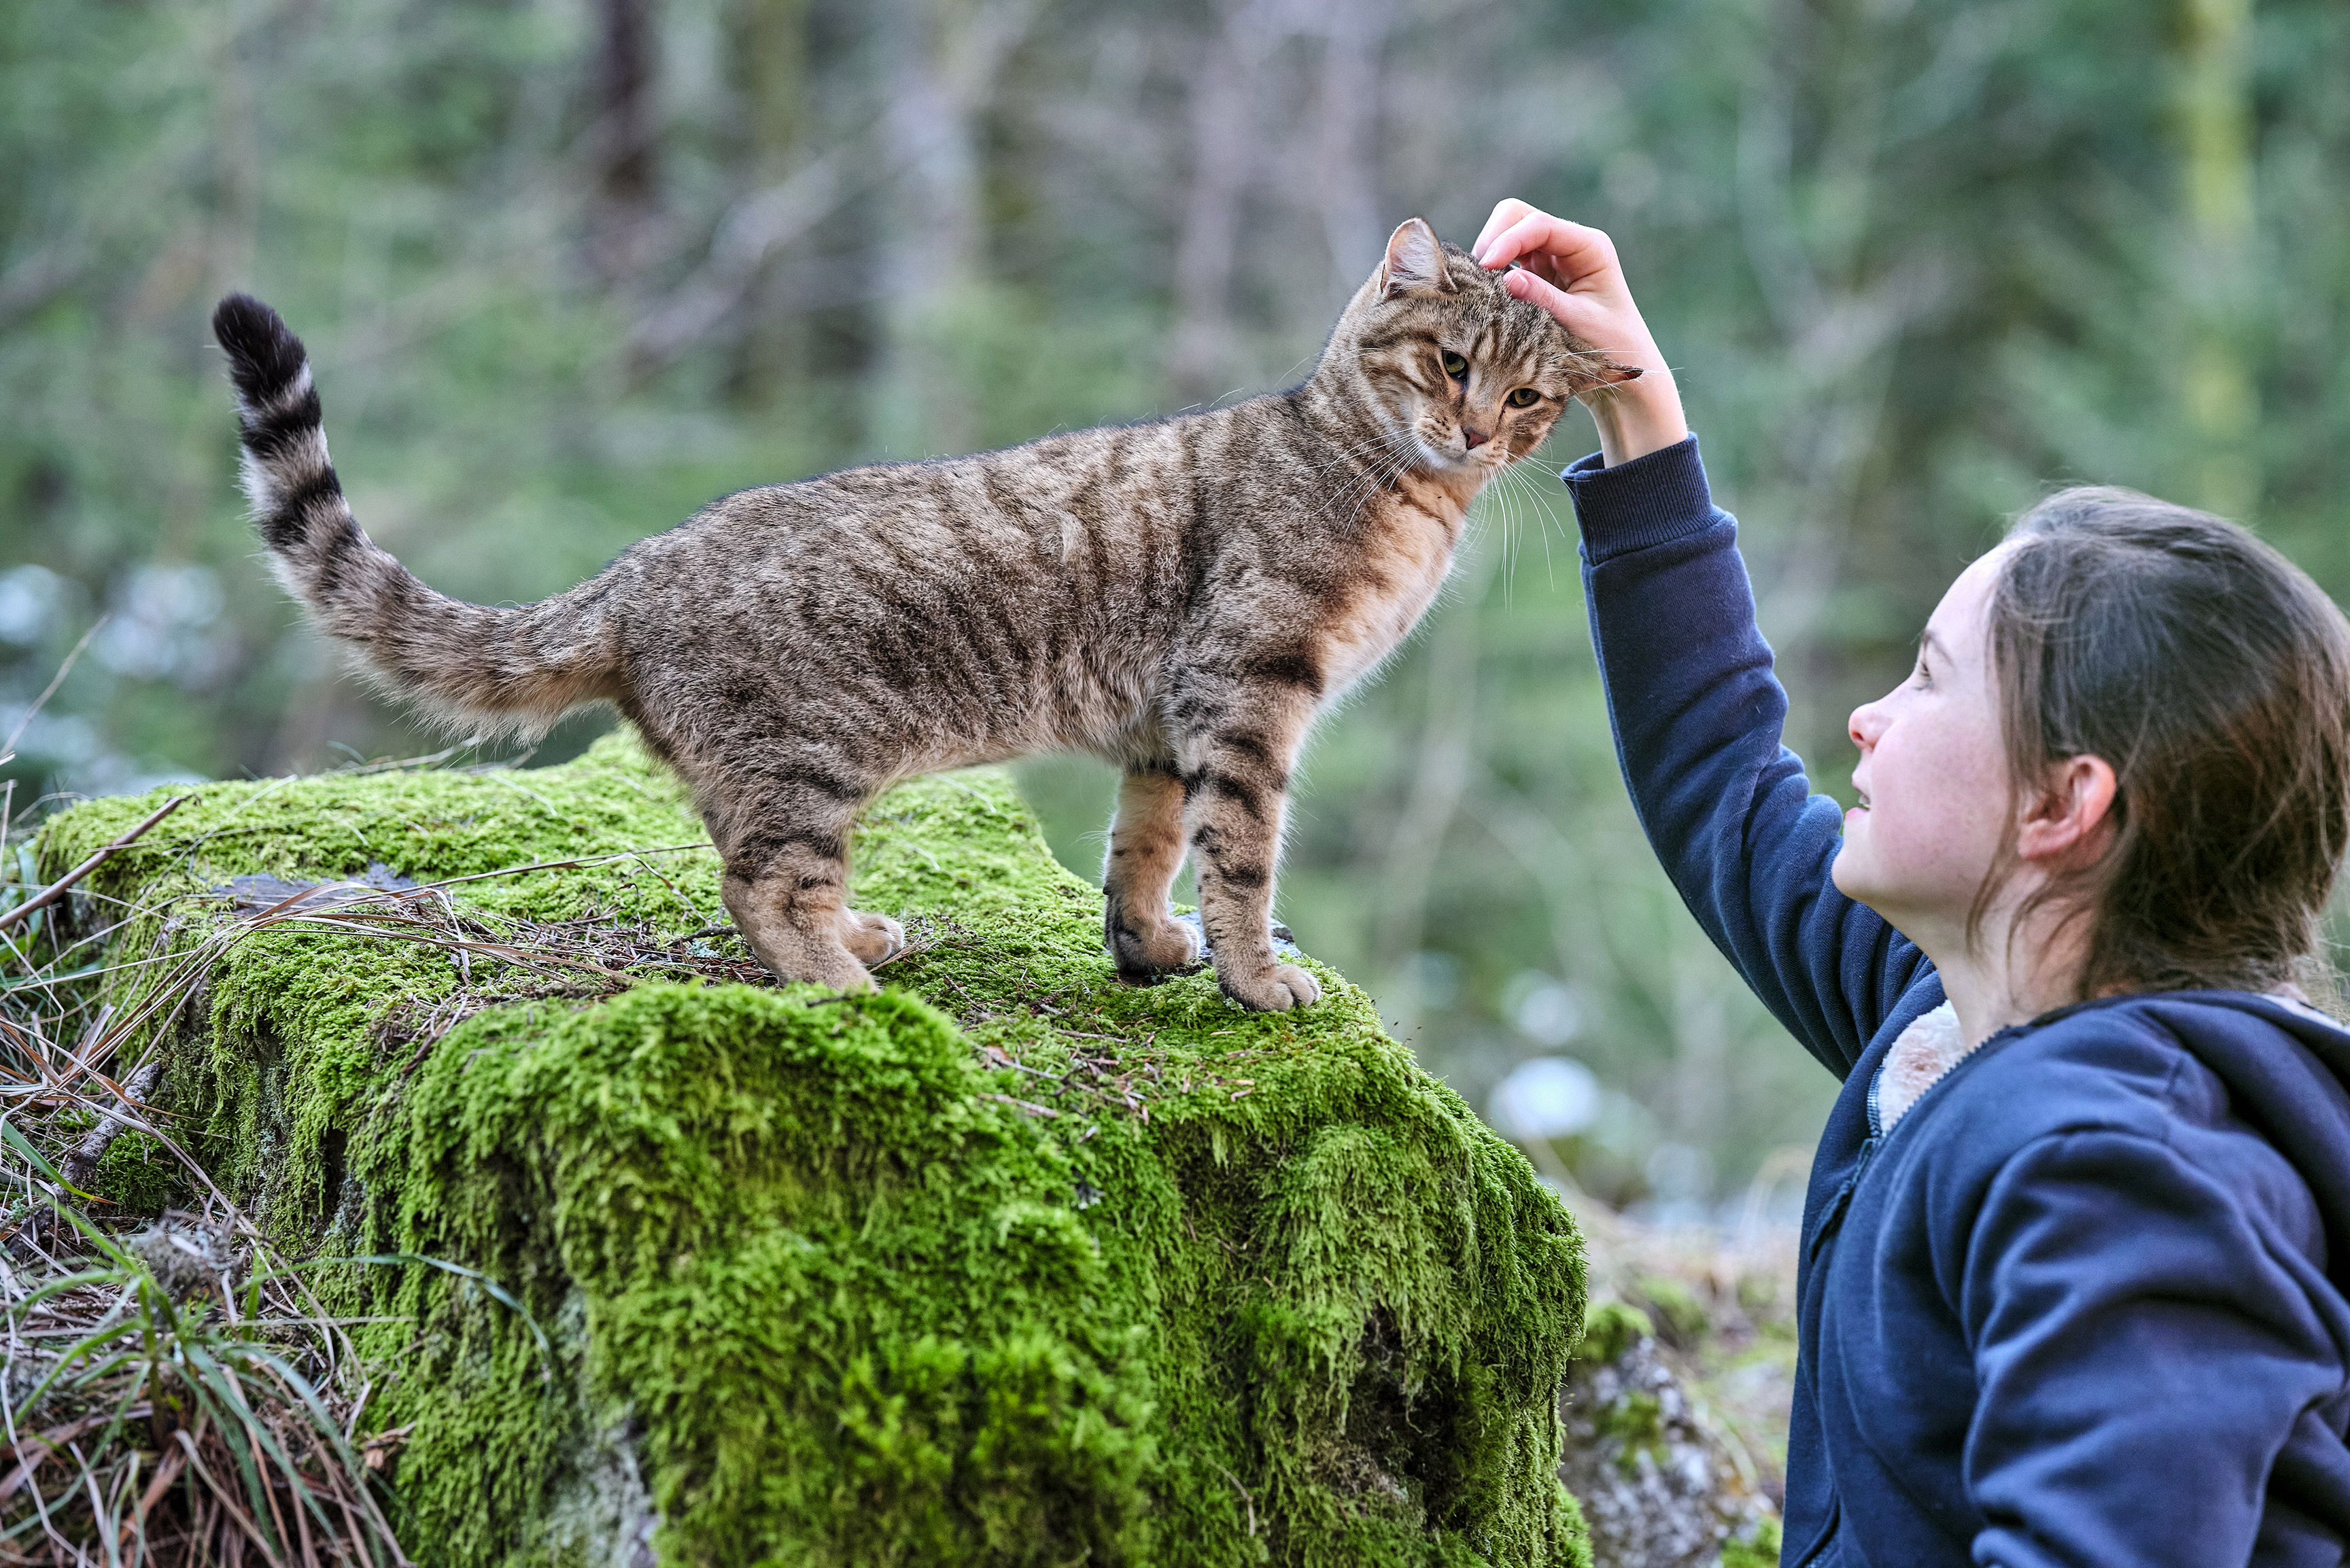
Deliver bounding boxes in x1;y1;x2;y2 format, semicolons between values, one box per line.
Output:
38;731;1589;1567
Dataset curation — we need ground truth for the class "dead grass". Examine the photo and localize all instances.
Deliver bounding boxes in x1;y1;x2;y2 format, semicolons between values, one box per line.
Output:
0;759;699;1565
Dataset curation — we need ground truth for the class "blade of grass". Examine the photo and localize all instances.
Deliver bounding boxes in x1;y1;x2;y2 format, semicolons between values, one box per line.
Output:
171;1428;279;1566
322;1255;550;1365
176;1344;283;1558
0;615;106;763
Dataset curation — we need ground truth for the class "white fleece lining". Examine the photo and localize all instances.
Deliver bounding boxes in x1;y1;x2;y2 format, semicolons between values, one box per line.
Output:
1876;1002;1969;1131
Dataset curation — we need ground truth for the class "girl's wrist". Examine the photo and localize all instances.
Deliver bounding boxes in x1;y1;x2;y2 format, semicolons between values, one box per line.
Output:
1585;368;1689;468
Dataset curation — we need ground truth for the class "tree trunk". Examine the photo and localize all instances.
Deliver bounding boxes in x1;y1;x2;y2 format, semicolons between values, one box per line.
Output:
2177;0;2259;519
868;0;1035;455
1168;2;1266;408
589;0;661;284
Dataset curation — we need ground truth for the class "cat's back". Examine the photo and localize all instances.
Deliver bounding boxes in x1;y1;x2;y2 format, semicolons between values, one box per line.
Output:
612;398;1325;633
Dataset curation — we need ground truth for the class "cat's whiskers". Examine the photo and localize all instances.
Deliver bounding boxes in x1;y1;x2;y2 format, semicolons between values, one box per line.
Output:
1304;447;1413;529
1307;426;1425;532
1483;449;1570;592
1498;456;1555;590
1466;442;1539;597
1337;435;1437;533
1299;423;1415;469
1296;427;1420;489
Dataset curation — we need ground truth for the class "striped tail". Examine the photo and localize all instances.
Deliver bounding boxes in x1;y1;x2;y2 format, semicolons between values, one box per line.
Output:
211;294;622;738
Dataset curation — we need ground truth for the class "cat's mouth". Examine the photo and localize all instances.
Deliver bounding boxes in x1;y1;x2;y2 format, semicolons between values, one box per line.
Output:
1436;435;1503;469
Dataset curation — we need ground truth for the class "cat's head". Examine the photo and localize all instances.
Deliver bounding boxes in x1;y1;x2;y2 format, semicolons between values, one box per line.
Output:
1324;217;1638;477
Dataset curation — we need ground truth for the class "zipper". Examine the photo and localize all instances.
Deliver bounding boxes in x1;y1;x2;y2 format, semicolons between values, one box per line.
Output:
1829;1015;2027;1268
1865;1014;2030;1145
1804;1134;1880;1270
1788;1497;1843;1568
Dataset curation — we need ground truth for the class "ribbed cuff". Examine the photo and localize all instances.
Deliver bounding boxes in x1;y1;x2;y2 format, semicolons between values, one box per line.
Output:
1559;434;1719;563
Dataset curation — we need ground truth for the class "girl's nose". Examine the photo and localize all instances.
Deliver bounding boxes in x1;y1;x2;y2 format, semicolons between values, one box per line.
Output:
1850;701;1886;752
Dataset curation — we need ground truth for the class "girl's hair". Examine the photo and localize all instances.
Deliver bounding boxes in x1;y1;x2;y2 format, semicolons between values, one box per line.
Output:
1982;487;2350;999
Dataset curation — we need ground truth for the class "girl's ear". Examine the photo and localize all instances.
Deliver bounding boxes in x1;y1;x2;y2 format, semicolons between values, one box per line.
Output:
2016;754;2120;865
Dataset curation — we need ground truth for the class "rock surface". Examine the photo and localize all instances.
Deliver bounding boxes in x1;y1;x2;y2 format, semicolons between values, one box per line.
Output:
41;730;1592;1567
1559;1201;1795;1568
1559;1318;1780;1568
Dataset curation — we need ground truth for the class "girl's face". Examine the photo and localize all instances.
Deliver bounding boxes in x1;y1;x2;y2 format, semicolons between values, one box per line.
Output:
1831;545;2018;941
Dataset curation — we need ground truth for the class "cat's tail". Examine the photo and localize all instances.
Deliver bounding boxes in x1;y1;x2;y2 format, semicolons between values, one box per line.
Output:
211;294;623;739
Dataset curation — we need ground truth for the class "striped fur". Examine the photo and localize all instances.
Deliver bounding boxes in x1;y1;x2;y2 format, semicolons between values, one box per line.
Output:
212;219;1634;1007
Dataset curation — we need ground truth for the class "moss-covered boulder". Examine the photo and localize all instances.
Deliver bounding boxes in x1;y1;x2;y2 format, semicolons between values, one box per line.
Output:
37;731;1587;1567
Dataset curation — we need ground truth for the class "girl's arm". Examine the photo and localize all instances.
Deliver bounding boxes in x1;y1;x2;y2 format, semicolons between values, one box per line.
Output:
1963;1125;2348;1564
1477;202;1931;1075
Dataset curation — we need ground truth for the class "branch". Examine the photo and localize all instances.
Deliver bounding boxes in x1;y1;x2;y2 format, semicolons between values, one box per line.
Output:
0;795;186;935
58;1057;167;1191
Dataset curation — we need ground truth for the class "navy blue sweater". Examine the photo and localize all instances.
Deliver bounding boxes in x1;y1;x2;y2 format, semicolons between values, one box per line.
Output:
1561;436;2350;1567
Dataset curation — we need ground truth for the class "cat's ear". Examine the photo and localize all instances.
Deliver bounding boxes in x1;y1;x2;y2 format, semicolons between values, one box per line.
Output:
1378;217;1456;299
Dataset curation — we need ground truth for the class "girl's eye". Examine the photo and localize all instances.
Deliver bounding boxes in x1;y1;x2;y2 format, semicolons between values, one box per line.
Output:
1440;351;1468;380
1507;387;1540;408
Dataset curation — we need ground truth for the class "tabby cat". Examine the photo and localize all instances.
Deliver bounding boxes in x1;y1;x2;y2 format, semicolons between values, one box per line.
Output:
211;218;1634;1010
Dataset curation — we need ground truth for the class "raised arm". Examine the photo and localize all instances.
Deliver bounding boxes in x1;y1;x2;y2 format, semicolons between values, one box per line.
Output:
1478;201;1929;1075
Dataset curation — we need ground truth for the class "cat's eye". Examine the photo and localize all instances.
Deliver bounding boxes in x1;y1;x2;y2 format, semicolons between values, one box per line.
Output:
1506;387;1540;408
1439;351;1468;381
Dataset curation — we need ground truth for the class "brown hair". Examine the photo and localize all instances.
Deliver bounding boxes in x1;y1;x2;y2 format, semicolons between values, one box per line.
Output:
1980;486;2350;1000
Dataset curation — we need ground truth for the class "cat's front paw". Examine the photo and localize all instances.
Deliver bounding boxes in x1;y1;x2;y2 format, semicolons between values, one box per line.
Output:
1217;962;1322;1013
1105;906;1203;983
840;909;905;964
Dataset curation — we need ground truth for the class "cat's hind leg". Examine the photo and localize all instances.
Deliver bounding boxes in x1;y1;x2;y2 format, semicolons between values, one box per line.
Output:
716;803;897;992
1103;761;1203;982
841;909;905;964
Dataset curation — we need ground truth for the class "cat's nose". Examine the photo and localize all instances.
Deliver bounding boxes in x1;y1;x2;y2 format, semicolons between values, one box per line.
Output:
1463;427;1491;449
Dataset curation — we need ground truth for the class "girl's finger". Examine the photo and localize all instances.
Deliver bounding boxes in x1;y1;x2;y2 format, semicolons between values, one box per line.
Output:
1481;213;1622;291
1472;198;1538;261
1501;266;1610;338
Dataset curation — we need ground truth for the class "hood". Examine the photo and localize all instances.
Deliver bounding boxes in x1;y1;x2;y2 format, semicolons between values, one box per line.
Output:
2136;990;2350;1291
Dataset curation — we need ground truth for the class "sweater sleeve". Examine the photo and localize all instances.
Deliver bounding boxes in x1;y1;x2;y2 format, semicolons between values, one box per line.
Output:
1962;1128;2350;1567
1563;436;1929;1078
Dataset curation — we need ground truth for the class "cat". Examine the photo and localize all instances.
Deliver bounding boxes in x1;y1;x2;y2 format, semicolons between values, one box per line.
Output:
210;217;1635;1010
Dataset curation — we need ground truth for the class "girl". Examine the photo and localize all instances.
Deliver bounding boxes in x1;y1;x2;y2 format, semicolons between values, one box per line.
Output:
1472;197;2350;1566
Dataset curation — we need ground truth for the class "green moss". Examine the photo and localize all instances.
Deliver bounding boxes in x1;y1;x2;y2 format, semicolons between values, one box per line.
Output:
1598;1393;1666;1479
39;730;1588;1566
90;1130;184;1216
1570;1300;1653;1365
1720;1515;1782;1568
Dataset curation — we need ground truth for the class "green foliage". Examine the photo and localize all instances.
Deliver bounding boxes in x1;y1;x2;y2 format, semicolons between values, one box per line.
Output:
36;731;1591;1566
0;1183;403;1558
1632;1276;1711;1346
11;0;2345;1214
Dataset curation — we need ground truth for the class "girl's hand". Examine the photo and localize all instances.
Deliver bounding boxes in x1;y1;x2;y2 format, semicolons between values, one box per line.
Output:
1472;198;1689;466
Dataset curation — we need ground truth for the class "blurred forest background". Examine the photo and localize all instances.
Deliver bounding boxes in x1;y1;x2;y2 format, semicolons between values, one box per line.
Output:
3;0;2345;1217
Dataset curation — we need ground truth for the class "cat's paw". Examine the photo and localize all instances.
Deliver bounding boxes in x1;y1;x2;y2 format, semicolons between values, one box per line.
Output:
1106;909;1203;982
1218;962;1322;1013
840;910;905;964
